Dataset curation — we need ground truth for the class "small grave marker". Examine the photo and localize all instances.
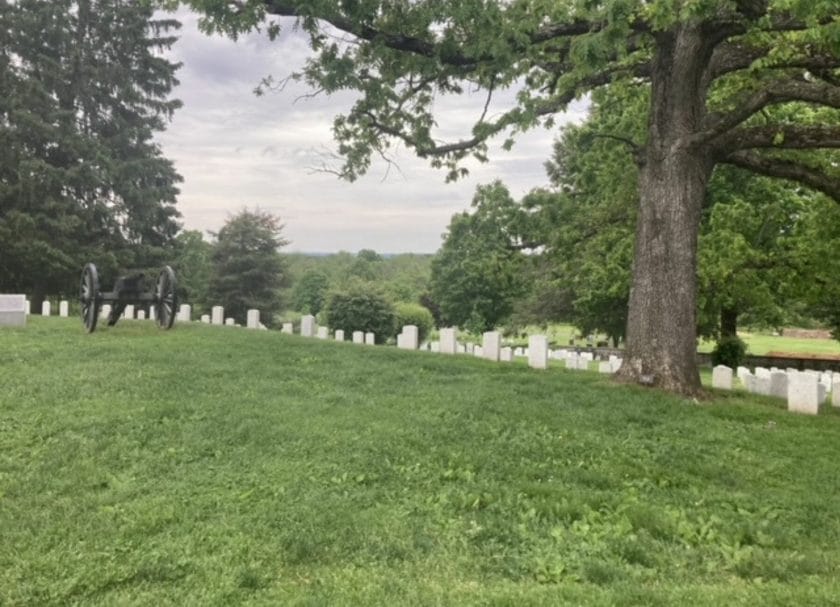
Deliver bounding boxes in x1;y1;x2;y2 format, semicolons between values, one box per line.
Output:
482;331;500;362
788;372;819;415
712;365;733;390
528;335;548;370
211;306;224;325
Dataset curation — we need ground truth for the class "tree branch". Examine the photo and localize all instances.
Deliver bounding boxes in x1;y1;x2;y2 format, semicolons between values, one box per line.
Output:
584;133;643;163
718;125;840;152
350;65;635;160
263;1;649;69
695;79;840;146
722;151;840;200
264;0;481;67
709;41;840;79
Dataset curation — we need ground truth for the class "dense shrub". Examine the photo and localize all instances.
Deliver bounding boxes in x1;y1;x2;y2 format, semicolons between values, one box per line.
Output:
711;336;747;369
394;302;435;343
323;289;396;344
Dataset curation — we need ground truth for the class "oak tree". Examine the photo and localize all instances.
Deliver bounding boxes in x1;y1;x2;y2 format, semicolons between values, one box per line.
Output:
190;0;840;394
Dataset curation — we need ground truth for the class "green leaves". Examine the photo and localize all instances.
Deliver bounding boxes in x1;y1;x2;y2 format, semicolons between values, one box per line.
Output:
208;209;289;325
430;181;529;331
0;0;182;296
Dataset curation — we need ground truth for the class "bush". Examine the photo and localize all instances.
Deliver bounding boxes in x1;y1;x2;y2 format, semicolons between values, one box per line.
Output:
394;302;435;343
323;289;396;344
711;335;747;368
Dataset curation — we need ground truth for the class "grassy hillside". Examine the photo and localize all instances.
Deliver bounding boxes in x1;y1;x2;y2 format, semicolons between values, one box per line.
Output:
2;318;839;605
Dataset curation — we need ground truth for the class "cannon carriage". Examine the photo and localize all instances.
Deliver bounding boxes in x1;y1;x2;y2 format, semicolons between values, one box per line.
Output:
79;263;177;333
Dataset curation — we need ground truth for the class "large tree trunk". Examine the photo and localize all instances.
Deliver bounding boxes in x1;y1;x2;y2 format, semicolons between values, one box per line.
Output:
618;27;716;396
720;307;738;338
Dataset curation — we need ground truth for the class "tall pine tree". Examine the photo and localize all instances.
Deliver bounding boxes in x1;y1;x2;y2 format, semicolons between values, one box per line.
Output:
0;0;182;306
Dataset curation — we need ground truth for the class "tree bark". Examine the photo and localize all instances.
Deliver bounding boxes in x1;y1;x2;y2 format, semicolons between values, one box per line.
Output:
618;27;716;396
720;307;738;338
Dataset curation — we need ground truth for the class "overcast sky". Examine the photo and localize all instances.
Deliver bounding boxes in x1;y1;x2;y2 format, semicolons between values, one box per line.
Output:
156;8;589;254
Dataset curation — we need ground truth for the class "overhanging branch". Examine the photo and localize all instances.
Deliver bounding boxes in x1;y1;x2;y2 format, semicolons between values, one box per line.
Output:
723;150;840;200
695;79;840;146
709;41;840;79
263;0;650;69
718;125;840;152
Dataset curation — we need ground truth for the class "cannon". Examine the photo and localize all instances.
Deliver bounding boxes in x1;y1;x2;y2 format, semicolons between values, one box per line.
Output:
79;263;177;333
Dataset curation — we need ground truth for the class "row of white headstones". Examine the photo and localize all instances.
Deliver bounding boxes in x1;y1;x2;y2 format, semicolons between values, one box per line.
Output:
284;314;624;372
712;364;839;415
5;296;837;415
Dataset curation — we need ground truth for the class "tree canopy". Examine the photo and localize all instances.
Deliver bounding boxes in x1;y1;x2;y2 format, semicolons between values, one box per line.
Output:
189;0;840;394
430;182;527;333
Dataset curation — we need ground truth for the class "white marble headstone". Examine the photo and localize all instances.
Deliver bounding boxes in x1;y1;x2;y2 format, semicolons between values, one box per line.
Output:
400;325;419;350
788;372;819;415
712;365;733;390
769;371;788;399
528;335;548;370
211;306;224;325
179;304;191;323
0;294;26;327
247;309;260;329
439;327;456;354
300;315;316;337
482;331;500;362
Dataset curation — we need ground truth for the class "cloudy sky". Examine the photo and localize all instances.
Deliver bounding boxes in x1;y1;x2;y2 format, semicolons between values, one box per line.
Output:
156;8;589;253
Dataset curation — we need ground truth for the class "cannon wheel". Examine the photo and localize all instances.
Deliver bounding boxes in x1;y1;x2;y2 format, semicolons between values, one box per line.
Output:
155;265;177;330
80;263;100;333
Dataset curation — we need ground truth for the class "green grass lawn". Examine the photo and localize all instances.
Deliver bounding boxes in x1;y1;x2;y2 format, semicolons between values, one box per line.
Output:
717;331;840;357
697;332;840;357
2;318;840;605
505;323;840;357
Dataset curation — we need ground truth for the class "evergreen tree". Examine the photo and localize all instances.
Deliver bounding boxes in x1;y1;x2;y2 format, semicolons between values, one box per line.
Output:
208;209;289;325
0;0;182;306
